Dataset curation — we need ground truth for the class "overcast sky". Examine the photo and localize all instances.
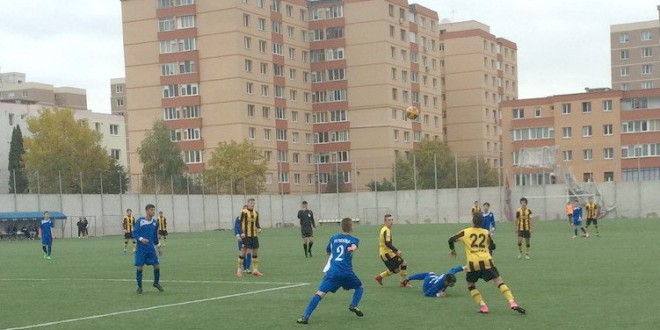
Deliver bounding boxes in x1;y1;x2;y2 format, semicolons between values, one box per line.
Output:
0;0;657;114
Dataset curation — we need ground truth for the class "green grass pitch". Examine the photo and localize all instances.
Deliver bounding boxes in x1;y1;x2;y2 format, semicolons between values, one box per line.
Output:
0;218;658;329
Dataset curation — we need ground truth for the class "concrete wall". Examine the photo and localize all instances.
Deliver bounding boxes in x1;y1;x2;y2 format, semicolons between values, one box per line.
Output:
0;181;657;238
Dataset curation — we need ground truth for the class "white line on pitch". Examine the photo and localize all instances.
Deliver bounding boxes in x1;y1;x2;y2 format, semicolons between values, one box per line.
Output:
0;278;302;285
2;282;308;330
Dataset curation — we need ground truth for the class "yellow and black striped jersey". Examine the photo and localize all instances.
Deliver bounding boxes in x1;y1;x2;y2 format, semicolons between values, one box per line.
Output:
471;205;481;216
379;226;397;258
240;208;260;237
449;226;494;272
585;203;598;219
515;208;532;231
157;216;167;230
122;216;135;232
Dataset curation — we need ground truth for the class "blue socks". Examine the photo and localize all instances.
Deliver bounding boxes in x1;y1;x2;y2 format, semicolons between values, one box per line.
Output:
303;294;323;318
136;270;143;288
154;268;160;284
351;287;364;307
47;244;52;256
244;253;252;270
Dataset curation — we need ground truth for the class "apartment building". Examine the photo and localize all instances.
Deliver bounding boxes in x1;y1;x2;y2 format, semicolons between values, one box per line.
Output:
110;78;127;118
611;19;660;91
0;72;87;110
501;88;660;186
439;20;518;168
121;0;444;193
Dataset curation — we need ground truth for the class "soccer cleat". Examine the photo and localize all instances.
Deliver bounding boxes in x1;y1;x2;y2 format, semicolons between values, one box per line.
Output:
246;269;252;274
571;235;577;239
136;287;143;294
524;255;530;260
374;275;383;286
45;256;52;260
349;306;364;317
123;249;127;254
399;280;412;288
479;305;489;313
43;254;48;259
296;317;309;324
510;302;526;314
236;270;243;277
304;252;308;258
584;233;590;238
252;270;264;276
517;253;522;259
153;283;164;292
308;251;312;257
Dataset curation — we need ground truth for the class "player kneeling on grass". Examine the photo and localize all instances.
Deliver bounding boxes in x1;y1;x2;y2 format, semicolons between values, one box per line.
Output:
402;266;464;297
448;213;525;314
297;218;364;325
134;204;164;294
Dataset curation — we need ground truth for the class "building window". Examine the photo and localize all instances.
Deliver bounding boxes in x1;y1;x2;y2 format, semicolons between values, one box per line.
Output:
642;47;653;57
534;106;541;117
561;103;571;114
620;67;629;76
642;64;652;75
263;129;271;141
563;150;572;161
244;36;251;49
641;31;652;41
620;49;629;60
582;102;591;113
116;98;124;107
603;148;614;159
602;100;612;111
184;150;203;164
248;127;256;140
642;81;653;89
262;106;270;118
619;33;629;43
247;104;255;116
582;125;592;137
604;172;614;182
246;82;253;94
512;108;524;119
264;150;272;161
603;124;613;136
582;149;592;160
110;149;120;160
562;127;572;138
276;129;287;141
242;13;250;27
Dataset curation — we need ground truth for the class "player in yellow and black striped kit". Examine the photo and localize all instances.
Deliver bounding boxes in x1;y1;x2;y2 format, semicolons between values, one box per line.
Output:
515;197;532;259
449;213;525;314
374;214;410;287
236;198;263;276
122;209;136;253
584;196;600;236
157;211;168;245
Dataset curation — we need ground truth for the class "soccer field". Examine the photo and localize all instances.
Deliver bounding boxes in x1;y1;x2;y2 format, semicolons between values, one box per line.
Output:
0;218;657;330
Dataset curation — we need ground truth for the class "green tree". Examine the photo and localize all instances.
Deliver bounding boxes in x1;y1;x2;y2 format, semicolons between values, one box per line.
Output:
23;108;111;193
204;140;267;194
365;178;395;191
8;125;29;193
137;120;187;193
457;157;499;188
100;157;130;194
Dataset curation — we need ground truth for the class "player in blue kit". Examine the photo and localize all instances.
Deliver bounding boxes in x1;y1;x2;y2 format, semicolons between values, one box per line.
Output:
233;205;251;273
133;204;164;294
571;200;589;238
402;266;464;297
481;202;496;254
296;218;365;325
40;211;54;260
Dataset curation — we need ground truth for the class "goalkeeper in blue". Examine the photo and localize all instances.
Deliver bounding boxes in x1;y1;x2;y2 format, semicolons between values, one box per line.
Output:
402;266;464;297
296;218;364;325
133;204;164;294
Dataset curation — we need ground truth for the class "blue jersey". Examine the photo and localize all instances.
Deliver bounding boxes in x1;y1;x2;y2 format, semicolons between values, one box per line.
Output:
233;216;241;236
481;212;496;232
325;233;359;276
40;218;54;242
572;206;583;224
133;217;159;253
422;266;464;297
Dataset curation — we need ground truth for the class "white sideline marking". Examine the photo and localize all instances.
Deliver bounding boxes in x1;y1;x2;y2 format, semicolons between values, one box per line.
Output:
2;282;308;330
0;278;302;285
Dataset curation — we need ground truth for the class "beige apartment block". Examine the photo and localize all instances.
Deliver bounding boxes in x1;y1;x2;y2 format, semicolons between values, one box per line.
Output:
501;88;660;186
121;0;443;193
439;20;517;169
0;72;87;110
611;19;660;91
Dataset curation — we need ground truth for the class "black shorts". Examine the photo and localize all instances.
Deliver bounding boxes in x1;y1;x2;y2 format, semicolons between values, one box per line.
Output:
586;218;598;226
159;230;168;236
301;227;313;238
517;230;531;239
242;237;260;249
466;267;500;283
124;233;133;240
380;253;404;272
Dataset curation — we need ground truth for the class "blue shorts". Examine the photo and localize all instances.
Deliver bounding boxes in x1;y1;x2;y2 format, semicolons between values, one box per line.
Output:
134;249;159;267
572;219;583;226
318;272;362;293
41;237;52;245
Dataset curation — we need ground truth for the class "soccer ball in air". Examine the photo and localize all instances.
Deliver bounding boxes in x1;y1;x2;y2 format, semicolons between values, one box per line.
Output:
406;106;419;120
